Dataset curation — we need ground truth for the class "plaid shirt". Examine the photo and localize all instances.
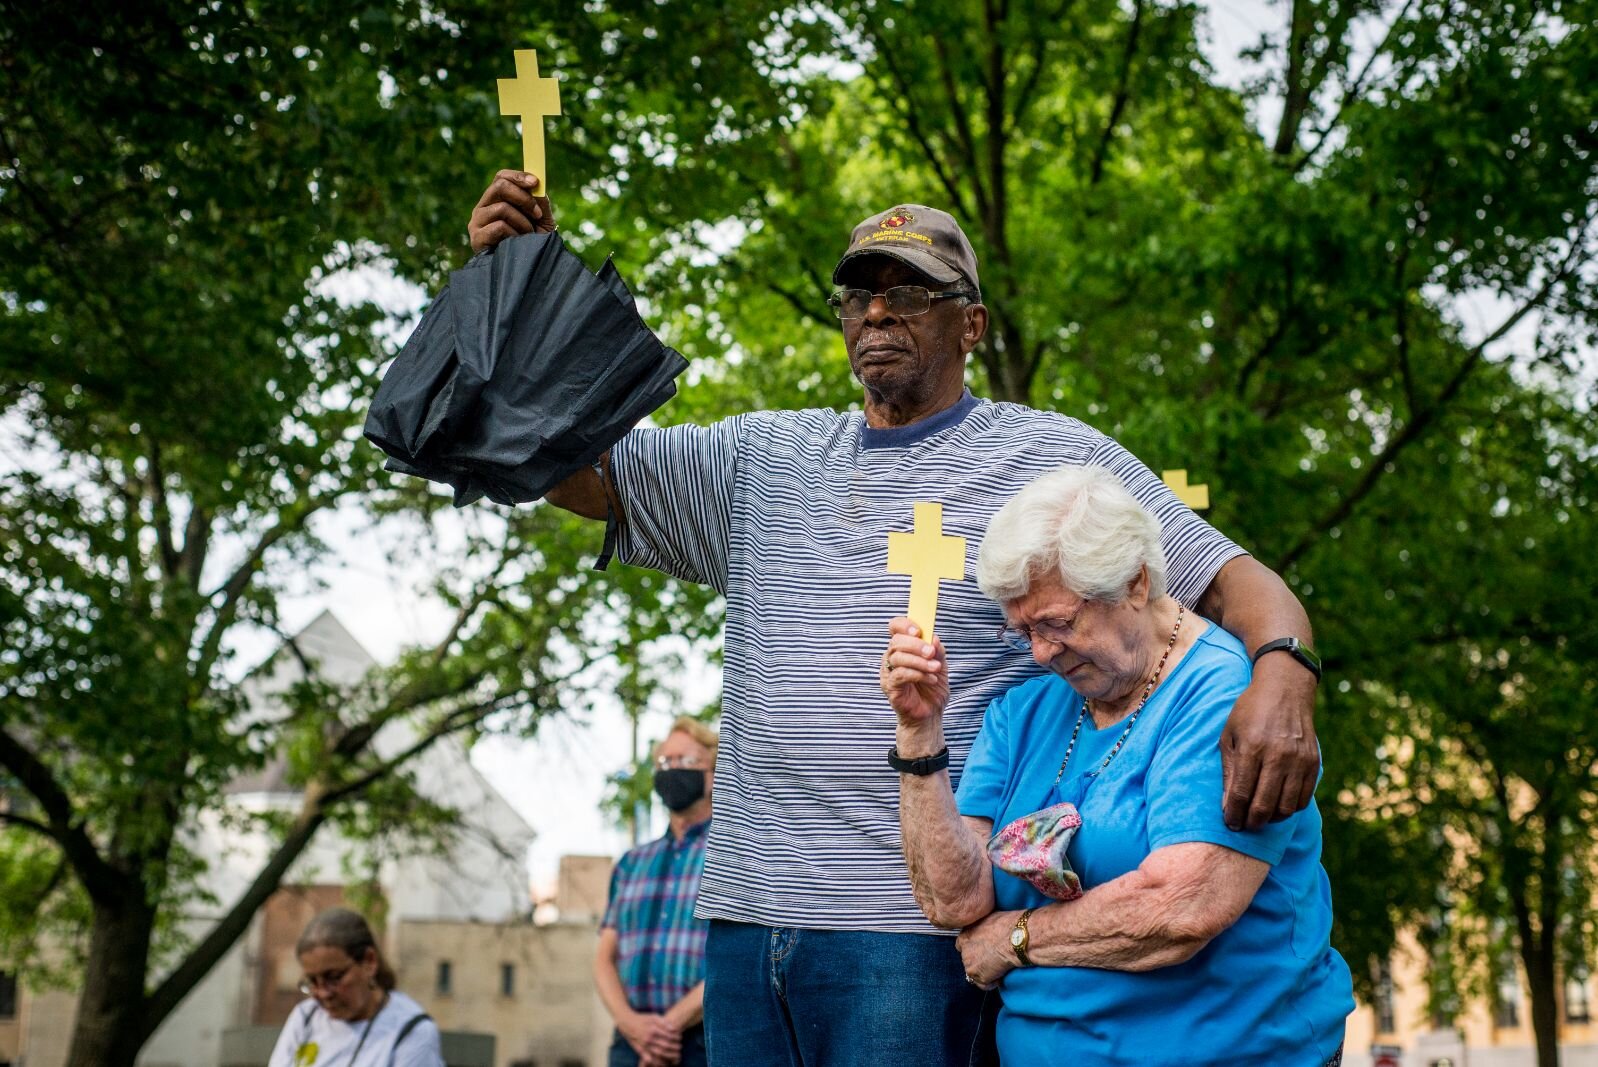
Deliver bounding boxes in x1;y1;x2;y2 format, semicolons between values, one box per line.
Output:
602;818;711;1012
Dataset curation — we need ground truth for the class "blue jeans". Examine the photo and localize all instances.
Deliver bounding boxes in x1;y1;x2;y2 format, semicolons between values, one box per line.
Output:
703;920;997;1067
608;1024;708;1067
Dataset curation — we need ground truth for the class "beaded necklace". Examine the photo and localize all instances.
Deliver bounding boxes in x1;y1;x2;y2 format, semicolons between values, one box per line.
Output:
1051;605;1184;786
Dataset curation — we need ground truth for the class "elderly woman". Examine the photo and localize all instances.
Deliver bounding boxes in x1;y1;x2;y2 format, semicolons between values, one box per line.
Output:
882;467;1353;1066
269;907;443;1067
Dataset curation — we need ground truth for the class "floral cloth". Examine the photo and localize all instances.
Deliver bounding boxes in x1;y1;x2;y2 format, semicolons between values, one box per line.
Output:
987;801;1085;900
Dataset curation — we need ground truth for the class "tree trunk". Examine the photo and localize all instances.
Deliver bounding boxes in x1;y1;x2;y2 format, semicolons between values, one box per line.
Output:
1521;951;1559;1067
1522;925;1562;1067
65;896;156;1067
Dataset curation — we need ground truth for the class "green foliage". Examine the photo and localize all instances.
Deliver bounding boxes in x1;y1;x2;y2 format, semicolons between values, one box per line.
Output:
516;0;1598;1032
0;833;90;988
0;1;713;1059
2;0;1595;1062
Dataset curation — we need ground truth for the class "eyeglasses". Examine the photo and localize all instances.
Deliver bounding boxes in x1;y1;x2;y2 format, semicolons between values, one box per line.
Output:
653;754;705;771
298;963;354;996
827;285;974;320
997;615;1083;652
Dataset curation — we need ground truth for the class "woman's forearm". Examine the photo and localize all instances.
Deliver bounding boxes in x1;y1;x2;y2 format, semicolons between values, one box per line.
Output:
1027;843;1267;971
897;720;994;928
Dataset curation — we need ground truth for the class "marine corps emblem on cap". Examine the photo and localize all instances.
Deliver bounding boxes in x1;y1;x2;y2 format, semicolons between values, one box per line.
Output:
881;209;915;229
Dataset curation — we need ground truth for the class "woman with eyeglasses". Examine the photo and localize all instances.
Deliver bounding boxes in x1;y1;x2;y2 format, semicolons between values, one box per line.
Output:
269;907;443;1067
882;467;1353;1067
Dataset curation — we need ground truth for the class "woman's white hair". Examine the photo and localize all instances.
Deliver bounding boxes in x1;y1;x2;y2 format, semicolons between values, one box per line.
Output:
976;466;1168;606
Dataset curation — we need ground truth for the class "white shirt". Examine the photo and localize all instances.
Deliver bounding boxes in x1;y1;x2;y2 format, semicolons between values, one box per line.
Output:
268;990;442;1067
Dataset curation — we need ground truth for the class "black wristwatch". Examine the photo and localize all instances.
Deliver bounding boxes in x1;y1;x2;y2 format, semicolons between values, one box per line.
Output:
887;746;950;776
1252;637;1322;682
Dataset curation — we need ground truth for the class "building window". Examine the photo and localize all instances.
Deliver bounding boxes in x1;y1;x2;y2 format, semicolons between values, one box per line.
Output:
1566;970;1592;1024
0;970;16;1019
436;960;453;996
500;962;515;997
1494;966;1521;1028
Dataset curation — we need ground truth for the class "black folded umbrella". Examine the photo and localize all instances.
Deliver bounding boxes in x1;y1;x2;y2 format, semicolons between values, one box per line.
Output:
364;231;688;506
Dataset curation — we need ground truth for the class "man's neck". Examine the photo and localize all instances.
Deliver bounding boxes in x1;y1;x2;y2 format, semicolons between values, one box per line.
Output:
862;381;967;429
668;800;711;840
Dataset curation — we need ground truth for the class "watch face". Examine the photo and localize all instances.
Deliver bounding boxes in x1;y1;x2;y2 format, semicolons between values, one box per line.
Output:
1010;929;1025;947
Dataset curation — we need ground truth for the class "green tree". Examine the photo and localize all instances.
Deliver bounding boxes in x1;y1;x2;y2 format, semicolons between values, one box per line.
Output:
1333;377;1597;1067
531;3;1598;1058
6;0;1596;1064
0;4;712;1065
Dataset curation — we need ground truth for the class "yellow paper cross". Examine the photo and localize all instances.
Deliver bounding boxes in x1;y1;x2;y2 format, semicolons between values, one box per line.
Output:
886;503;967;642
497;50;563;193
1161;469;1210;511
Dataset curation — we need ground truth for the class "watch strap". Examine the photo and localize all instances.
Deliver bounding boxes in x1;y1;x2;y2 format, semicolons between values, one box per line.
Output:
1252;637;1322;682
1011;907;1035;967
887;746;950;776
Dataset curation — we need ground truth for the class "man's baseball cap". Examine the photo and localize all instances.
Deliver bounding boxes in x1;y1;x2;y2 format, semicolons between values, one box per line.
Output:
831;205;981;296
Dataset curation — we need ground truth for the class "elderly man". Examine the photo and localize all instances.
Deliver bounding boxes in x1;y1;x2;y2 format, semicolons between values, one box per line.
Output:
467;173;1322;1065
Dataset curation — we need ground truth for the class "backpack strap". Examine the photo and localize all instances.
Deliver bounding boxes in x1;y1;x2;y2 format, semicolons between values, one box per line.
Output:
287;1000;320;1061
387;1012;434;1067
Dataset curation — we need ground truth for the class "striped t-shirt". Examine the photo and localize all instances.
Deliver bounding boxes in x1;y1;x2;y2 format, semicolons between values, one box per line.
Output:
610;391;1246;933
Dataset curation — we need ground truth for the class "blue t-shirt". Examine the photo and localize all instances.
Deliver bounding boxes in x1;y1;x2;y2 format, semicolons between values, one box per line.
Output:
956;620;1353;1066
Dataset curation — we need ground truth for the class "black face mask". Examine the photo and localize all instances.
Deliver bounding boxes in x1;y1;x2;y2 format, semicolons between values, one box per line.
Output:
653;768;707;812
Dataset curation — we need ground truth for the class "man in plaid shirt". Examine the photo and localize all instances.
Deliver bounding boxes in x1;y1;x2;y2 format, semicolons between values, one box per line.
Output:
595;717;717;1067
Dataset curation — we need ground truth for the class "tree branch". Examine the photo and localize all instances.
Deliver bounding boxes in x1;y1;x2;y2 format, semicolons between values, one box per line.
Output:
1090;0;1145;186
1273;0;1315;156
981;0;1008;240
0;809;57;840
1292;0;1418;176
866;28;970;217
1274;210;1595;569
767;280;834;329
193;493;337;677
1007;24;1053;135
932;32;990;222
147;438;181;580
1234;258;1299;397
321;686;549;810
0;727;121;903
140;802;327;1036
177;503;210;593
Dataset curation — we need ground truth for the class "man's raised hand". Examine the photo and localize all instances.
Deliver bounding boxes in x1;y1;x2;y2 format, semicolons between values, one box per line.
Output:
468;169;555;252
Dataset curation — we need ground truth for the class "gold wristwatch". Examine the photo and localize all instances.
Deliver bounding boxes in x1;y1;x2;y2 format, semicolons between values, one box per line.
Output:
1009;908;1035;966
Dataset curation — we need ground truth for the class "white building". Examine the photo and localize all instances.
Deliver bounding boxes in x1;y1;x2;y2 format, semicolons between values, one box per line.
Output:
141;609;539;1067
0;611;584;1067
